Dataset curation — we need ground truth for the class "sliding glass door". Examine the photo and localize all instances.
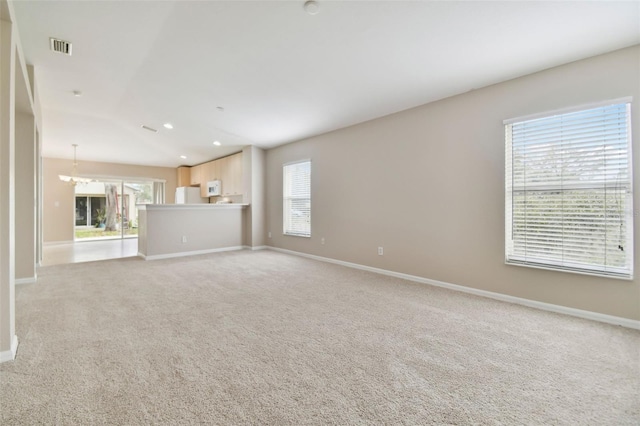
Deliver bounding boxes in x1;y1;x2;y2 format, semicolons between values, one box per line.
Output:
122;181;153;238
75;196;106;227
74;179;158;241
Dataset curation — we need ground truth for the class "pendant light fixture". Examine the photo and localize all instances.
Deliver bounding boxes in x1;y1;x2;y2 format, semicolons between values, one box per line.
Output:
58;144;92;186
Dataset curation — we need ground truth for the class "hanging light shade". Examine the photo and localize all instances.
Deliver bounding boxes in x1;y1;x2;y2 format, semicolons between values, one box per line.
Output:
58;144;92;186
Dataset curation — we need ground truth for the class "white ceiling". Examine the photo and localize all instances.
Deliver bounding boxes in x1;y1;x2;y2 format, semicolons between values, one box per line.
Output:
12;0;640;168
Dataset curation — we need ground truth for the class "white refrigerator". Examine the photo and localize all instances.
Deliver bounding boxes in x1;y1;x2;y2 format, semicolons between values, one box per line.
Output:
175;187;208;204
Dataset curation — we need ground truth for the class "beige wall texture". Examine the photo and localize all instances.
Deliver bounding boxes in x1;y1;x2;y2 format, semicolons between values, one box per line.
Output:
265;46;640;321
243;145;267;248
15;111;36;281
43;157;178;243
137;205;246;258
1;0;40;359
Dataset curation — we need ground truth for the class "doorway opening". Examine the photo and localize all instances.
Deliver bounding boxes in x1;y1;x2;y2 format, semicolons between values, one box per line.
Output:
74;179;156;241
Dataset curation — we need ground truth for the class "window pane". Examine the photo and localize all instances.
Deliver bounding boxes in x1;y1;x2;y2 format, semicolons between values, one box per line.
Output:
283;161;311;237
75;197;88;226
506;102;632;278
284;198;311;236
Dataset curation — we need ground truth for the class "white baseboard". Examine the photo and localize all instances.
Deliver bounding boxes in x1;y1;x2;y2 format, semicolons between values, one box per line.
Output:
268;247;640;330
140;245;245;261
244;245;268;251
43;240;74;246
0;335;19;363
15;275;37;285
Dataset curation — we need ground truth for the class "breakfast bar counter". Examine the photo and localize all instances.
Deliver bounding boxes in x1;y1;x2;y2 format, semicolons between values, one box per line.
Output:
137;203;249;260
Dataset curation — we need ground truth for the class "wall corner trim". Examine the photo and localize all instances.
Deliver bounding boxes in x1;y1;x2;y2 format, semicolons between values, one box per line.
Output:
15;276;36;285
267;247;640;330
0;335;19;363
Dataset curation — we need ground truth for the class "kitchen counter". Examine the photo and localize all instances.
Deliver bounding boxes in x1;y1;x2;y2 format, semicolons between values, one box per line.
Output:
137;203;249;260
136;203;249;210
138;203;248;211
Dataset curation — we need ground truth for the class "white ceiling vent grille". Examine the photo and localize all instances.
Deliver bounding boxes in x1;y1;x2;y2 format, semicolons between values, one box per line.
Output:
49;38;72;55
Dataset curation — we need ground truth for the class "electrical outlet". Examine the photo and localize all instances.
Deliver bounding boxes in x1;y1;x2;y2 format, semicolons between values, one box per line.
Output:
378;246;383;255
321;237;325;245
268;231;272;238
182;235;187;243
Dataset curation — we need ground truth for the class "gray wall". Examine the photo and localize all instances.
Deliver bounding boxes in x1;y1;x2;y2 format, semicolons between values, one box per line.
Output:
246;146;266;248
138;205;246;258
15;111;35;281
265;46;640;321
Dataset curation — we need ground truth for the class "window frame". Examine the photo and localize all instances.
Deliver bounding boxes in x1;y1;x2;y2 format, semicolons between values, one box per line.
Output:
504;98;634;280
283;159;311;238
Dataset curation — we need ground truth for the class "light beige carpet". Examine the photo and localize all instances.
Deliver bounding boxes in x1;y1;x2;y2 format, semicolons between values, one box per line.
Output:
1;250;638;424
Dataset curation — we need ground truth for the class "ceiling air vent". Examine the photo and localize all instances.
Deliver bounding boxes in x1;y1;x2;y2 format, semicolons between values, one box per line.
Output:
49;38;72;55
141;125;158;133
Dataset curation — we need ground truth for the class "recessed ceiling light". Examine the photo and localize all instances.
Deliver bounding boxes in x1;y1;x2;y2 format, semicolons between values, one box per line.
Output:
304;0;320;15
213;141;221;146
163;123;173;129
73;90;82;97
180;155;187;159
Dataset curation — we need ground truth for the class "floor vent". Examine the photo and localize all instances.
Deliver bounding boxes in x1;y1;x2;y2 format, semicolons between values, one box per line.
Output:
50;38;72;55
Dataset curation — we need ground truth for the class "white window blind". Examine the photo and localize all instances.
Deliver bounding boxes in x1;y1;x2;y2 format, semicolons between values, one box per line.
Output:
283;160;311;237
505;102;633;279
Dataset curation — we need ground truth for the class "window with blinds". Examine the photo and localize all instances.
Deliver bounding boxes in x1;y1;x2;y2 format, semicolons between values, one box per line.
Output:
505;101;633;279
283;160;311;237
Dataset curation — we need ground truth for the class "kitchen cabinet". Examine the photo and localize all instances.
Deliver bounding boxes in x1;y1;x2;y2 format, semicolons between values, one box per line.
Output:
198;161;221;197
198;163;209;197
177;166;191;187
210;160;221;181
177;152;243;198
190;164;202;186
203;160;220;182
199;168;208;197
217;156;229;194
221;152;243;196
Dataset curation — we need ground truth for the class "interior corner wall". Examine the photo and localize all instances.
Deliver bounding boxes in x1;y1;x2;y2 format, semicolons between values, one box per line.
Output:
42;158;178;243
30;65;43;265
15;111;35;281
251;147;267;247
35;128;42;265
241;145;266;248
265;45;640;321
0;13;16;358
242;146;252;246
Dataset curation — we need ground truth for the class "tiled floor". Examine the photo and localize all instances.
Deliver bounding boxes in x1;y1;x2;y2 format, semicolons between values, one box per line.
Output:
42;238;138;266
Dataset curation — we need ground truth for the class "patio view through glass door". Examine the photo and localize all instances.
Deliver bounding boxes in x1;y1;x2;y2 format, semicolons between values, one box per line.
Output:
74;179;155;241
